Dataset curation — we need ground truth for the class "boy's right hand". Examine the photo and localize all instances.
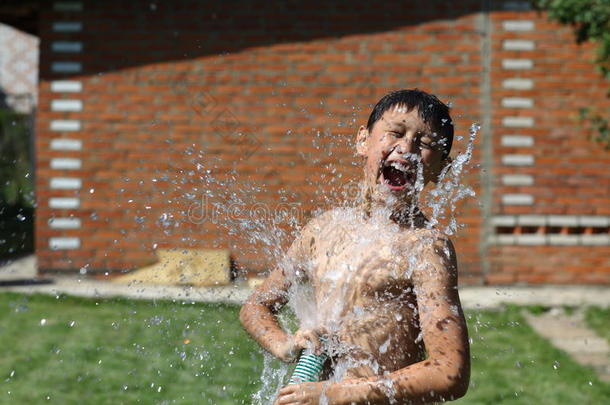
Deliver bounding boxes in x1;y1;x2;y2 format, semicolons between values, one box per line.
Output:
278;327;328;362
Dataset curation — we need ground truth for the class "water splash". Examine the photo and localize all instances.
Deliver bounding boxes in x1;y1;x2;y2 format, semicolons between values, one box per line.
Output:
425;122;479;234
158;115;479;403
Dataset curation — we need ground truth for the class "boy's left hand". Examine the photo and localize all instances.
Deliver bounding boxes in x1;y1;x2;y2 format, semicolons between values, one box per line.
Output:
274;382;326;405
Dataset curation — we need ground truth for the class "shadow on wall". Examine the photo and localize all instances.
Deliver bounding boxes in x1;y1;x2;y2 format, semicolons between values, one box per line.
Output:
0;89;35;260
24;0;507;79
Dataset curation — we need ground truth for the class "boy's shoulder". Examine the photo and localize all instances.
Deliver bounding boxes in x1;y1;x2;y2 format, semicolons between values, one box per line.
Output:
401;227;452;244
301;206;356;232
395;227;456;269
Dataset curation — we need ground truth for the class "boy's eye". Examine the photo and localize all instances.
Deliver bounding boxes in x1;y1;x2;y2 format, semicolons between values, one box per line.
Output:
420;140;433;149
388;131;403;137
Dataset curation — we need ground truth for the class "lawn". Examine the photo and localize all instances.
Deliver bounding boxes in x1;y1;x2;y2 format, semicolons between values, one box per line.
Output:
0;293;608;404
585;306;610;343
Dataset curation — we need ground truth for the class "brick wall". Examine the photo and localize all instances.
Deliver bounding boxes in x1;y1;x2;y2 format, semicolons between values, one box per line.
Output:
487;4;610;284
35;0;610;284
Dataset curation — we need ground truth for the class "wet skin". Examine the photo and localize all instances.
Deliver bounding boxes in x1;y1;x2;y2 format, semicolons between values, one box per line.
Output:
240;107;470;404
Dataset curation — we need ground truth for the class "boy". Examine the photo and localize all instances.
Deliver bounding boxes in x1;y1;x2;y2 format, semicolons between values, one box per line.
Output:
240;89;470;404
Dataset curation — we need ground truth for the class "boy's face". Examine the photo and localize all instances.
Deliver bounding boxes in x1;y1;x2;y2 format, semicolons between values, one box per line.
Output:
357;105;447;198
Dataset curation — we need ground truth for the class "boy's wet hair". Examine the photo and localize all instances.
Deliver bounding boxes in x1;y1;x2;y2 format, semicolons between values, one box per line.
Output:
366;89;454;158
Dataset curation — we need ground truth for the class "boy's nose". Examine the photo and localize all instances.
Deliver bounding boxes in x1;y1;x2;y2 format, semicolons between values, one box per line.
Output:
394;137;416;155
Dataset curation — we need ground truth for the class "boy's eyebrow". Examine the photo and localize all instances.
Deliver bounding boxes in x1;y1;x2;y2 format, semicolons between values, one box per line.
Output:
385;121;407;129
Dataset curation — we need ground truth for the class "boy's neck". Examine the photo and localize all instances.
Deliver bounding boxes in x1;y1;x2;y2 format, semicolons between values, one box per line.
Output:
362;197;427;228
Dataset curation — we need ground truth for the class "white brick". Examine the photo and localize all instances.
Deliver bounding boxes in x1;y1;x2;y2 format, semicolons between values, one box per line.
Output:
517;215;547;226
548;215;579;227
502;174;534;186
496;234;517;245
52;41;83;53
580;235;610;246
502;78;534;90
49;237;80;250
502;194;534;205
578;216;610;227
51;80;82;93
50;177;82;189
50;119;81;131
501;135;534;147
491;216;517;227
49;197;80;209
503;40;535;51
549;234;580;246
53;2;83;11
48;217;81;229
51;99;83;112
502;59;534;70
503;20;535;31
502;154;534;166
502;97;533;108
503;1;531;11
52;22;82;32
50;158;81;170
515;234;547;245
52;62;82;73
502;116;534;128
50;138;82;151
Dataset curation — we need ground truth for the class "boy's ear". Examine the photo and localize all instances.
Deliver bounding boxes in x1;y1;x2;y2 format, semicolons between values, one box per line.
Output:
356;125;368;156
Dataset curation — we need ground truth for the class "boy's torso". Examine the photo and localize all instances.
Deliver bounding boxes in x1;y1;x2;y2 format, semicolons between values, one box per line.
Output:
298;208;436;379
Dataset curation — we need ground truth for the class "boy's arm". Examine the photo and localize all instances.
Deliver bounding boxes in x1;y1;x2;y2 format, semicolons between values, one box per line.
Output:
239;264;294;360
240;220;324;361
281;235;470;404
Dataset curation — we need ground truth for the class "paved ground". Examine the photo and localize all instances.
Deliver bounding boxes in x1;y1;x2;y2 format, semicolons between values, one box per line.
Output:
2;255;610;383
523;309;610;382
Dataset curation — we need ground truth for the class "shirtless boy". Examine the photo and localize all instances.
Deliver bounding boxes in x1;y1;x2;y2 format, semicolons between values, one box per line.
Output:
240;89;470;404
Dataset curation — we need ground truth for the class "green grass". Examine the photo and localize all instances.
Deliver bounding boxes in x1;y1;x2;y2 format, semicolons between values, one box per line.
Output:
453;306;609;405
0;294;608;404
585;306;610;343
0;293;262;404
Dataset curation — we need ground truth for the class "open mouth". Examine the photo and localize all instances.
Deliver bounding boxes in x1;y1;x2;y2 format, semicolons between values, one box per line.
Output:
380;160;414;191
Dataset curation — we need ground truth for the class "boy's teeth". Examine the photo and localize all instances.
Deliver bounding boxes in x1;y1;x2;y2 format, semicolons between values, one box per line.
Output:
390;161;407;172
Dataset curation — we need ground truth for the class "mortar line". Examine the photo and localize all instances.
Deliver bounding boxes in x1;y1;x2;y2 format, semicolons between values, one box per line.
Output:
479;0;494;283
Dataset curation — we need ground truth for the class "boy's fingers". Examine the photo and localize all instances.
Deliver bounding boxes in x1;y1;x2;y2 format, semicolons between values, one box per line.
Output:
303;330;322;353
279;385;295;395
294;330;316;351
315;325;330;336
276;390;298;404
277;385;305;404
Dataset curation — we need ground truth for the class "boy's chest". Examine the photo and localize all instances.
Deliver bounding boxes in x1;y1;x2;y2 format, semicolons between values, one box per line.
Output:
308;224;412;298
